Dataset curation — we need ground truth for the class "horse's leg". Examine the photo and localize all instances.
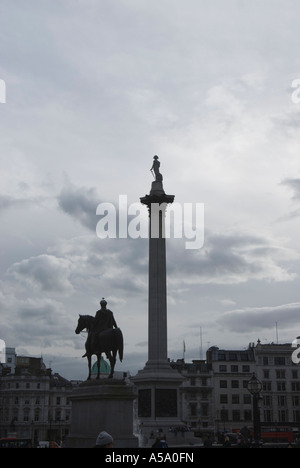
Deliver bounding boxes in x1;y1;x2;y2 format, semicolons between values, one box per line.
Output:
87;354;91;380
96;354;101;379
108;351;116;378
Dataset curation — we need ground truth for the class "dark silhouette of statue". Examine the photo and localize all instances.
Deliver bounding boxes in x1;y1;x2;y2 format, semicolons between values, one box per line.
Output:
150;155;163;182
75;298;123;380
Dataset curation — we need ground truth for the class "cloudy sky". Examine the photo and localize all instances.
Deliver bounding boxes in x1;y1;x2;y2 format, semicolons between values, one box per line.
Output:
1;0;300;380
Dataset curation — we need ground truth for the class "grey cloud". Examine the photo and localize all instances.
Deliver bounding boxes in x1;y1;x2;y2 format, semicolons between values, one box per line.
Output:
219;302;300;333
168;231;295;285
0;295;70;349
0;194;39;211
282;178;300;201
57;183;100;231
7;254;73;294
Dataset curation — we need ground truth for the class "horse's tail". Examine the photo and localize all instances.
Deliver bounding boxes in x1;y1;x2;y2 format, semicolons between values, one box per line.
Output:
115;328;123;362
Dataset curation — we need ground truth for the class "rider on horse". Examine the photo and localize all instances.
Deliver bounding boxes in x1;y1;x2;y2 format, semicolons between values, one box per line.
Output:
82;298;117;358
94;298;117;333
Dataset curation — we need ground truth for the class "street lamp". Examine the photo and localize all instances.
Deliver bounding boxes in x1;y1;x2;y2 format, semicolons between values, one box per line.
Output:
247;373;262;443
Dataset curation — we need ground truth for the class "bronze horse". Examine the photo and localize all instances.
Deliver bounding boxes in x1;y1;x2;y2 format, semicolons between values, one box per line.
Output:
75;315;123;380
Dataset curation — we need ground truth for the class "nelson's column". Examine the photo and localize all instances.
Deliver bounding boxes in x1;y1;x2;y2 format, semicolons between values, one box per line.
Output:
133;156;189;446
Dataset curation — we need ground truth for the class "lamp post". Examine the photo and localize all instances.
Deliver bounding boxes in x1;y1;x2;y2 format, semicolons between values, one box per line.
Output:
247;373;262;443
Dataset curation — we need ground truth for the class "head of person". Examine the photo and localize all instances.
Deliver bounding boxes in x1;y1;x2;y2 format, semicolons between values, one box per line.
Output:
100;298;107;309
95;431;113;448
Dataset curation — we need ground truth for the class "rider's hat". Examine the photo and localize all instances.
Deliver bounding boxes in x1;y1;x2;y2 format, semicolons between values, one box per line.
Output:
100;297;107;306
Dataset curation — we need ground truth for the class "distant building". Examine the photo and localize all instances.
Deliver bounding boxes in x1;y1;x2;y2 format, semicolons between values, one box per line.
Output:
171;340;300;437
206;344;256;433
170;359;214;436
254;340;300;428
0;354;72;444
0;347;16;376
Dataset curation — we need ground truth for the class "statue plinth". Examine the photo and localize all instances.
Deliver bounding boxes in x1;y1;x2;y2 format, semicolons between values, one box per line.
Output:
66;381;138;448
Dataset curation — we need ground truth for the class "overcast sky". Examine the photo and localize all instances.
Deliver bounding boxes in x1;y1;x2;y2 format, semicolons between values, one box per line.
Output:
1;0;300;380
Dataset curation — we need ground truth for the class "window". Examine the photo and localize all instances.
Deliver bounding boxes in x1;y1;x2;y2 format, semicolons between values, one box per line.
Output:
293;410;300;423
219;365;227;372
277;382;286;391
242;365;250;372
220;380;227;388
263;381;272;391
276;370;285;379
264;410;273;422
232;394;240;404
244;410;252;421
243;394;251;404
231;380;239;388
229;353;237;361
23;408;30;422
274;357;285;366
292;382;300;391
220;394;228;404
263;395;272;406
189;403;197;417
34;409;40;422
263;370;270;379
201;404;208;417
232;410;240;422
278;395;286;407
278;410;287;422
263;356;269;365
293;396;300;406
231;365;238;373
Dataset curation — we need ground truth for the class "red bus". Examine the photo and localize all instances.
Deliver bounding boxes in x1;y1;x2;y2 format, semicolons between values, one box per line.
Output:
260;426;294;443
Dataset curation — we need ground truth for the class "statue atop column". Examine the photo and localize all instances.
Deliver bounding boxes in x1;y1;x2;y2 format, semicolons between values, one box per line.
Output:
150;155;163;182
141;155;174;204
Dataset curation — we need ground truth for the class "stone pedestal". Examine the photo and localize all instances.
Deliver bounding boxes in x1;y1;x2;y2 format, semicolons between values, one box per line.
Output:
132;368;185;446
66;380;138;448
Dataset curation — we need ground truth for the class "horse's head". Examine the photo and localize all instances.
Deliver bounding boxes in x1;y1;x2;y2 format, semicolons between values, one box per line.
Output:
75;315;94;334
75;315;83;334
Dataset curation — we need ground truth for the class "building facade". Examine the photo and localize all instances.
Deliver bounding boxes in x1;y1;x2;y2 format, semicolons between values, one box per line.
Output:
0;354;72;444
255;340;300;429
170;359;214;436
173;341;300;437
206;344;256;433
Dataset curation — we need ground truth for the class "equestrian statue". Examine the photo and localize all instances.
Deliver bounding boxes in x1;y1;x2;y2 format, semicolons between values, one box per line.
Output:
75;298;123;380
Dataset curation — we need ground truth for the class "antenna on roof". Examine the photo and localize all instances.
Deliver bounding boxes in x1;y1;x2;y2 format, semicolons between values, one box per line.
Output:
200;326;203;360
